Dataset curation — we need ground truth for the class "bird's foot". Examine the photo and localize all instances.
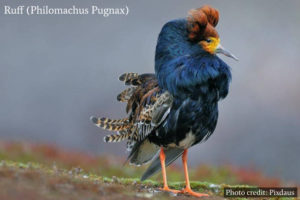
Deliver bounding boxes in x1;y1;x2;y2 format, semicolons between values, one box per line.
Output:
180;187;209;197
159;186;181;194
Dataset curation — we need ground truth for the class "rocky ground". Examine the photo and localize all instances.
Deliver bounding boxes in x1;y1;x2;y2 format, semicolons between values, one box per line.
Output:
0;142;298;200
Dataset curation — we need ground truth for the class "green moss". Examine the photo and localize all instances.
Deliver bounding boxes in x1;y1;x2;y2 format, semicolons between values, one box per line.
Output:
0;159;267;200
1;142;293;200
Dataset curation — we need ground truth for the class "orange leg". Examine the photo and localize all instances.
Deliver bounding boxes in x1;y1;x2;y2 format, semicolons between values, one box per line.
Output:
159;147;180;193
180;149;209;197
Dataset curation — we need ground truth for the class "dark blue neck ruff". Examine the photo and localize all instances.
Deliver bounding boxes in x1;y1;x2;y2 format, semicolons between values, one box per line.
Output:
155;19;231;99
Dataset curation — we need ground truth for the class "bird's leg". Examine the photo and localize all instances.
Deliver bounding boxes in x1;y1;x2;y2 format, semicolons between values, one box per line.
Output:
180;149;209;197
159;147;180;193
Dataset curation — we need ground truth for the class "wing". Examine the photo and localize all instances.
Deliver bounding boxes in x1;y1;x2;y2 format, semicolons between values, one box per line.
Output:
91;72;173;153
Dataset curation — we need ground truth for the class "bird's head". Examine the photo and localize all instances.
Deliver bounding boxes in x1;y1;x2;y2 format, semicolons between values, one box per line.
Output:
187;5;238;61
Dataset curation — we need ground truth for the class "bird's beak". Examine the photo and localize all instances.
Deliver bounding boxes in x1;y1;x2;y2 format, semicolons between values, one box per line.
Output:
215;44;238;61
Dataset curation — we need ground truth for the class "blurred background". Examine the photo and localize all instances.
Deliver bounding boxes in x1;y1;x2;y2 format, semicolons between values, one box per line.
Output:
0;0;299;184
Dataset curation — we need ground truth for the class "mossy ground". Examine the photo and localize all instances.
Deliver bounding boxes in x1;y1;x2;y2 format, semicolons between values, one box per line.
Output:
0;142;298;200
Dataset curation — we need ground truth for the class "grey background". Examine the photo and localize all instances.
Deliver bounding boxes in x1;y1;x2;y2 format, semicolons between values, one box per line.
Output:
1;0;300;183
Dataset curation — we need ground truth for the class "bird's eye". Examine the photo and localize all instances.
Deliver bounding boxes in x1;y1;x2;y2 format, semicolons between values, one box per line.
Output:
206;38;212;43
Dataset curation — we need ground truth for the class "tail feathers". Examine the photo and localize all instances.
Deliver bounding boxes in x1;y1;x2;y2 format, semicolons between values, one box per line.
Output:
117;87;136;102
98;117;129;125
90;116;130;131
99;123;130;131
119;73;140;86
140;147;184;181
127;139;160;166
103;131;130;143
119;73;156;86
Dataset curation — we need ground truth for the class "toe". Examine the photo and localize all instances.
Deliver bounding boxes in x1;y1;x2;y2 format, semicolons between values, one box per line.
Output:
159;187;181;194
181;188;209;197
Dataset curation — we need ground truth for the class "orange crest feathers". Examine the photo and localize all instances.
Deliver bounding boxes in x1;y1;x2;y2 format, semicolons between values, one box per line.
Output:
187;5;219;42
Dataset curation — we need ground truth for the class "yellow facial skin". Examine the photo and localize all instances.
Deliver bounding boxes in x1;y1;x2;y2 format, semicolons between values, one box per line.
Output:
199;37;220;54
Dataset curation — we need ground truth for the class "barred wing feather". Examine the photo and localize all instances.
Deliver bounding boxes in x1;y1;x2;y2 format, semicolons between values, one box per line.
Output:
91;73;173;151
